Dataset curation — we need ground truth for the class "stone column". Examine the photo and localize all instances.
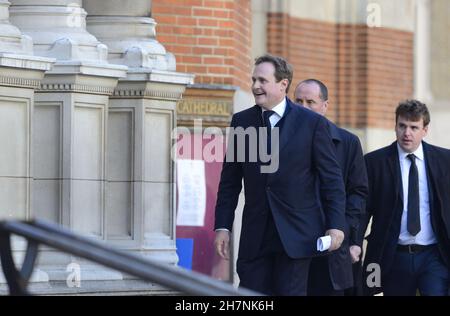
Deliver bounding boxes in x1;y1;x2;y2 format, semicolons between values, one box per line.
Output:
414;0;433;103
84;0;174;70
9;0;128;282
84;0;193;266
0;0;54;283
0;0;53;221
10;0;107;60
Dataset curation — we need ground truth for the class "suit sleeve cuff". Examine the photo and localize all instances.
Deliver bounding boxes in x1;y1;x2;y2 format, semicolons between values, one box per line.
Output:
215;228;231;233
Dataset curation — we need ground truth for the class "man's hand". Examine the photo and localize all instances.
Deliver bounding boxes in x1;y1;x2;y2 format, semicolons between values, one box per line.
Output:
325;229;344;251
214;230;230;260
349;245;362;263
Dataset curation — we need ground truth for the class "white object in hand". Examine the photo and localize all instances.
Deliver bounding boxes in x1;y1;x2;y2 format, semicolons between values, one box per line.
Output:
317;235;332;252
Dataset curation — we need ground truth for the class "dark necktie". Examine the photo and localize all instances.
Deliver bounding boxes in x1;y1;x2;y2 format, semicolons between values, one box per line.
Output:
407;154;421;236
263;110;275;155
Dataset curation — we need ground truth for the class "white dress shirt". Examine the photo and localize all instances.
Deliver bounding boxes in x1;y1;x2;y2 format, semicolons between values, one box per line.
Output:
261;98;286;128
397;143;437;245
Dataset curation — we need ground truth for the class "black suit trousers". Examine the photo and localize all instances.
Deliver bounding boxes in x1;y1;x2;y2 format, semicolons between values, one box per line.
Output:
237;211;311;296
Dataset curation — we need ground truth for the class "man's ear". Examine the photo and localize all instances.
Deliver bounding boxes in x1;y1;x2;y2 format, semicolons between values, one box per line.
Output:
280;79;289;92
323;100;329;115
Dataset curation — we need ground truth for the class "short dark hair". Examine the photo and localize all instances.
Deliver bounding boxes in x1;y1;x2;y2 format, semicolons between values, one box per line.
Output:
254;54;293;93
395;99;430;127
297;79;328;101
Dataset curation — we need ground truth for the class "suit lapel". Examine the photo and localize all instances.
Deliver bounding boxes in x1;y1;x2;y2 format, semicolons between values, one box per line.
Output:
387;142;403;202
251;104;264;128
261;99;299;175
423;142;437;207
276;99;300;154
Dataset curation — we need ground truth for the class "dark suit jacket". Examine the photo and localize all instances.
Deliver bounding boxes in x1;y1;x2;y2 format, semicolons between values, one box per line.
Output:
326;123;368;290
214;98;346;260
362;141;450;295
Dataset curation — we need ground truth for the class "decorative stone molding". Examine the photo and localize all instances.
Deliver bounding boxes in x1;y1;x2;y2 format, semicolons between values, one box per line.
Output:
123;70;195;87
38;83;115;95
0;53;54;70
111;70;193;100
0;54;54;91
46;61;127;79
0;75;41;88
112;89;183;100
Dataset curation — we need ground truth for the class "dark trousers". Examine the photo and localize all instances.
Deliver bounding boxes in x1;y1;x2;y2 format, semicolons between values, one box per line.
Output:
237;211;311;296
237;250;311;296
383;245;449;296
344;262;364;296
308;256;344;296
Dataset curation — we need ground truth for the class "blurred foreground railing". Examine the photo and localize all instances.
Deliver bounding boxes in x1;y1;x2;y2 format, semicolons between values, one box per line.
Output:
0;219;261;296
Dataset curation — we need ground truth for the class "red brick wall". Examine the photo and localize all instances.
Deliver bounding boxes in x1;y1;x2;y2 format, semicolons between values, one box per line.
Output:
334;24;368;128
365;27;414;129
268;13;414;129
152;0;252;91
268;14;339;120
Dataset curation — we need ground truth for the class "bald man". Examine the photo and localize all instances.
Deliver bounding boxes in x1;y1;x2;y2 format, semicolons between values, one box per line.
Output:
294;79;368;296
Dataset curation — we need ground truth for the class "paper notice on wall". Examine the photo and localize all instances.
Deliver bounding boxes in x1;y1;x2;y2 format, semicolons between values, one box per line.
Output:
176;159;206;227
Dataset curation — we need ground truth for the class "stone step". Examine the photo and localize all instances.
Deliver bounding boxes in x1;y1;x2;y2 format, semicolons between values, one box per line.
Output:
0;279;182;296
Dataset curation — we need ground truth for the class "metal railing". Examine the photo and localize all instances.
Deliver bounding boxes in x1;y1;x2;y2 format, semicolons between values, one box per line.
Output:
0;219;261;296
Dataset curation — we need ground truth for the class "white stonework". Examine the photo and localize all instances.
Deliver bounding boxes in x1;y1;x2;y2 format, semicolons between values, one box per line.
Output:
430;0;450;101
6;0;131;284
2;0;194;293
414;0;433;104
0;236;50;283
0;1;54;221
108;73;193;267
426;100;450;149
0;0;54;286
31;72;127;282
0;0;33;54
84;0;175;71
360;128;395;153
9;0;108;62
83;0;194;272
426;0;450;149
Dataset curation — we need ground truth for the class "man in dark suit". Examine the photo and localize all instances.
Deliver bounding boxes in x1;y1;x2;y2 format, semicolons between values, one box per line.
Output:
214;55;346;295
362;100;450;296
294;79;368;296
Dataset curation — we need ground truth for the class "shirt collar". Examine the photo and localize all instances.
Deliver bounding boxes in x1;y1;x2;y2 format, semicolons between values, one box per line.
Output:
261;98;286;118
397;142;425;162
